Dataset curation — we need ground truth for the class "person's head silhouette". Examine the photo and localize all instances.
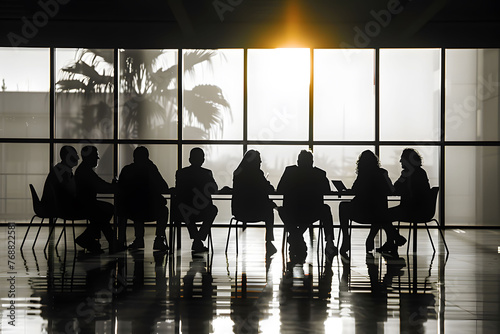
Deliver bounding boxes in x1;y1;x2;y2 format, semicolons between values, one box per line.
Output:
356;150;380;174
60;145;79;168
400;148;422;170
81;146;99;168
234;150;261;176
133;146;150;164
297;150;313;168
189;147;205;167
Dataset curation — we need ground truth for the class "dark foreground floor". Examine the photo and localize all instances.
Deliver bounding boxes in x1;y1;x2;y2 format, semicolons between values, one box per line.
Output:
1;224;499;334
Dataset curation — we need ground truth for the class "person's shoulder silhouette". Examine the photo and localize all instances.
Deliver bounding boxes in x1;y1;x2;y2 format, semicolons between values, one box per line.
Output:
118;146;168;215
278;150;330;209
175;147;218;204
41;145;80;216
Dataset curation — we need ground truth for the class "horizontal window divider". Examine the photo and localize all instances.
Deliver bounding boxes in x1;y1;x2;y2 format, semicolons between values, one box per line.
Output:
3;138;499;147
245;140;311;145
0;138;52;143
441;141;500;146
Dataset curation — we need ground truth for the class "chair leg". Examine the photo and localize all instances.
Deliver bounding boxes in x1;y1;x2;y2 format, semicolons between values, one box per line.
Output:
424;222;436;253
176;221;182;250
406;223;412;254
72;220;77;252
21;215;37;250
33;218;48;250
56;219;67;250
225;218;234;254
432;219;450;255
412;221;418;254
235;221;239;254
44;218;57;253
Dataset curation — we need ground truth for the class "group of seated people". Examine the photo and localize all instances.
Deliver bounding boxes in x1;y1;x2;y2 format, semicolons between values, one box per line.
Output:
40;144;432;261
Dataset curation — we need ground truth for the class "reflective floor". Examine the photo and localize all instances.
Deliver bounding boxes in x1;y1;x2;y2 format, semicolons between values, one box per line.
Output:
1;224;499;334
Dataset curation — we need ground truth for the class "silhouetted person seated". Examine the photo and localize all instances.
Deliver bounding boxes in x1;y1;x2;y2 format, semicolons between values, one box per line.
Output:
74;146;117;254
174;147;218;254
277;150;337;263
339;150;405;259
117;146;169;252
232;150;277;255
41;145;80;219
379;148;430;253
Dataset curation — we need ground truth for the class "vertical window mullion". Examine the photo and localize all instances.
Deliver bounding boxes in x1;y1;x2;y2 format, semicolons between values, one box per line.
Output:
178;49;183;170
49;47;55;167
243;48;248;155
309;48;314;152
113;48;119;178
440;48;446;227
375;48;380;157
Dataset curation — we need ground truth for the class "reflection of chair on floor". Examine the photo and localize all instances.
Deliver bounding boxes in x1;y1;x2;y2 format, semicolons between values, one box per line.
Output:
281;221;325;271
398;187;449;255
21;184;54;250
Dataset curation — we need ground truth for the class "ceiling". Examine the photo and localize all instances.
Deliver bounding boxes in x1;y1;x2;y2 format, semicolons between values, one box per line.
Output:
1;0;499;48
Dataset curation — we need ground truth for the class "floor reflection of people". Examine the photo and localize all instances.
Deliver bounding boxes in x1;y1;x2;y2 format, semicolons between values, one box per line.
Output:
129;250;167;333
180;257;215;333
231;256;274;333
340;253;406;334
279;260;332;334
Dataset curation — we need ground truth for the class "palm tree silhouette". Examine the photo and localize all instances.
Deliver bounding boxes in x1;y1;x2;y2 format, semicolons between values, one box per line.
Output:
57;48;231;140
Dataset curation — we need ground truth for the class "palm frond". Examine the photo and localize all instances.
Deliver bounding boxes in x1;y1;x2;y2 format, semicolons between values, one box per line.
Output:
183;84;230;131
56;79;87;91
84;49;114;65
183;50;217;76
150;65;178;92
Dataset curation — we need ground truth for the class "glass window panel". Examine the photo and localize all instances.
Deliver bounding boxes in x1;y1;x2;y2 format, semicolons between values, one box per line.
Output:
119;49;178;140
446;146;500;226
0;144;49;220
56;48;114;139
183;49;243;140
380;49;441;141
445;49;500;141
314;49;375;141
181;145;243;224
314;145;375;189
0;48;49;138
247;49;310;141
119;144;177;189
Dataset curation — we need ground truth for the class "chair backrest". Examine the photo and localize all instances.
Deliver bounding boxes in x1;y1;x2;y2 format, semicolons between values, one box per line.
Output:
423;186;439;221
29;184;46;217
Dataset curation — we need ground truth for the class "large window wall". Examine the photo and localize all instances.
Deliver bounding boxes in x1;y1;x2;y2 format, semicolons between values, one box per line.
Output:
0;47;498;226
